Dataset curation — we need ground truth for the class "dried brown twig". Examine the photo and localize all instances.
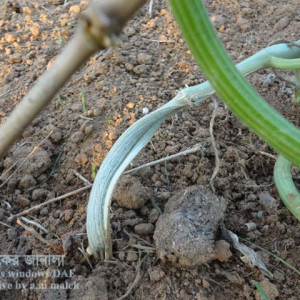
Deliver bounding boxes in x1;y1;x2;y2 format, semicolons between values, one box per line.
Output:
17;218;63;254
124;143;204;175
0;0;146;159
209;99;220;193
8;184;92;221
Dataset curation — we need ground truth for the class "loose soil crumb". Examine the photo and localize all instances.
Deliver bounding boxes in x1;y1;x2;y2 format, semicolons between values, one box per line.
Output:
113;174;151;209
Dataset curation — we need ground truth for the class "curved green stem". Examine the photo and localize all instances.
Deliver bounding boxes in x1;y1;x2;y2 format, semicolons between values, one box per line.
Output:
274;156;300;220
169;0;300;167
269;57;300;69
86;41;300;258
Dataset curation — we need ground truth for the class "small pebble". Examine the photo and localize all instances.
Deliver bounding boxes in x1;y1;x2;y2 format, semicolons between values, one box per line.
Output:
214;240;232;262
202;279;210;289
126;250;138;262
69;5;81;15
149;267;165;282
273;270;285;283
127;102;135;109
257;210;264;219
133;65;146;75
19;174;36;189
70;131;84;143
40;207;49;216
118;251;126;261
134;223;154;235
137;53;152;65
64;210;74;222
32;189;48;201
17;196;30;208
30;25;40;37
140;206;149;216
275;17;290;31
142;107;149;115
259;193;278;214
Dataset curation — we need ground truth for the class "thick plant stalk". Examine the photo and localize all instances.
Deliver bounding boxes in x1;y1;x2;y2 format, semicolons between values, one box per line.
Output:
274;156;300;220
169;0;300;167
86;42;300;259
0;0;146;159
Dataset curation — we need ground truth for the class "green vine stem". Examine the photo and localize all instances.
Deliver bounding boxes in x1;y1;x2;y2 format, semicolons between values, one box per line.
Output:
86;42;300;259
169;0;300;167
274;155;300;220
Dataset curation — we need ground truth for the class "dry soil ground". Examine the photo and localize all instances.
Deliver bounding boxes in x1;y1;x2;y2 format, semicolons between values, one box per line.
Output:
0;0;299;299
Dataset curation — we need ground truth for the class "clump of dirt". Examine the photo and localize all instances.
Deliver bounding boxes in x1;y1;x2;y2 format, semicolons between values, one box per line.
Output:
113;174;151;209
154;185;227;268
255;279;279;300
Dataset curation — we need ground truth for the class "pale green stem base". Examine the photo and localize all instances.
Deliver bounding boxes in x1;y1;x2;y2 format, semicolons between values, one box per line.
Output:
87;42;300;259
274;156;300;220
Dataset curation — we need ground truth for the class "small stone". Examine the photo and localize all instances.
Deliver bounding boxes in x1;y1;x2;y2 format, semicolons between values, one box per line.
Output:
64;210;74;222
26;59;33;65
69;5;81;15
261;225;269;234
17;196;30;207
19;174;37;189
165;145;178;154
83;74;95;83
202;279;210;289
149;208;159;223
70;131;84;143
273;270;285;283
133;65;147;75
137;53;152;65
7;178;18;191
140;206;149;216
50;128;62;143
210;15;228;28
84;125;93;135
159;191;170;200
40;207;49;216
62;234;73;253
22;7;33;14
255;279;279;300
275;17;290;31
32;189;49;201
142;107;149;115
259;193;278;214
149;267;165;282
214;240;232;262
9;54;21;63
118;251;126;261
125;63;134;71
134;223;154;235
126;250;138;262
5;34;17;43
127;102;135;109
154;181;162;188
30;25;40;37
108;130;118;141
75;154;89;166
